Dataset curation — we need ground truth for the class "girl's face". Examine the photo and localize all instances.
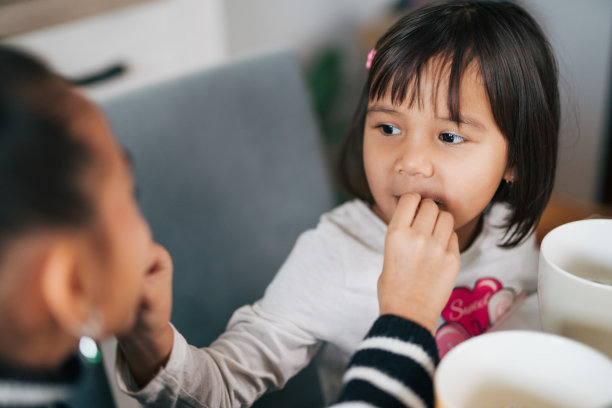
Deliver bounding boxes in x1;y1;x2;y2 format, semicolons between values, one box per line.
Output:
72;96;154;336
363;64;513;250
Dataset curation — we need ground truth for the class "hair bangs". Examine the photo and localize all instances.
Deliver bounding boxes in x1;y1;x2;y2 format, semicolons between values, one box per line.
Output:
368;40;479;125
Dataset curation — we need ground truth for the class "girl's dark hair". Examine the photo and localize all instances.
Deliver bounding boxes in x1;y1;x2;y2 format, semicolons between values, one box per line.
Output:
0;45;94;250
339;0;559;247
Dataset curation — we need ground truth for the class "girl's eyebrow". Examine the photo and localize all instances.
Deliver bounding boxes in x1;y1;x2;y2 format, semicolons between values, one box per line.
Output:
367;104;486;130
367;105;401;115
437;114;485;130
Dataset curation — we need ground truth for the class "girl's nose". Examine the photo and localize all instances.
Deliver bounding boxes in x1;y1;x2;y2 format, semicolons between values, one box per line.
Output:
394;138;434;177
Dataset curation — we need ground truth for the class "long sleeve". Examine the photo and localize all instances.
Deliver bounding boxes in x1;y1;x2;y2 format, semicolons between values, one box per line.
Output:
331;315;439;408
116;303;320;408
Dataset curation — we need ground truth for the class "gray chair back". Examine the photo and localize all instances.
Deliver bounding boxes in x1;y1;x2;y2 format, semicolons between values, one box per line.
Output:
102;51;333;407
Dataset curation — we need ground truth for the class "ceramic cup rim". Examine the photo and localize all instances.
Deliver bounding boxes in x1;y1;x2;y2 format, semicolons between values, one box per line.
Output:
539;218;612;290
435;330;612;407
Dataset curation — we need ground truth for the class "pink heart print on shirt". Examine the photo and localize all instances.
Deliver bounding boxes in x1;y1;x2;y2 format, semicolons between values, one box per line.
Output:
436;322;471;359
436;278;519;358
441;277;504;336
488;288;518;325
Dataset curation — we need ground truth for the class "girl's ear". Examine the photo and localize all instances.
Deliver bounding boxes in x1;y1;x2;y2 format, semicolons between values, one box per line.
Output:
39;239;93;339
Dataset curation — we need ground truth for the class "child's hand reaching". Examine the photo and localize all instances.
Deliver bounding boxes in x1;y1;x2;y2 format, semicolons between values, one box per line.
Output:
378;193;460;334
117;243;175;388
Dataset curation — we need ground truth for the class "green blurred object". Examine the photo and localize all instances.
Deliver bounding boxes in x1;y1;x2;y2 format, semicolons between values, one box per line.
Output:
307;47;353;204
307;47;347;149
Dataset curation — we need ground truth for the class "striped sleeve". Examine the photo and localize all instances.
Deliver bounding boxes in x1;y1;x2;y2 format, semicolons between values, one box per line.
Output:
330;315;439;408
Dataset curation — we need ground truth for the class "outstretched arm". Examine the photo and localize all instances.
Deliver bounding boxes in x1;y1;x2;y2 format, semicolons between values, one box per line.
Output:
115;241;321;408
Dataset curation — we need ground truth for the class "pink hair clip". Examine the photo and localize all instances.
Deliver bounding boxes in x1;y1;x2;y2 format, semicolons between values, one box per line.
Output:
365;49;377;69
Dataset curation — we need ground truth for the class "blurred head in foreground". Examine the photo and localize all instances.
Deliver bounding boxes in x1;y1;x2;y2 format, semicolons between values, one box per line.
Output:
0;45;155;370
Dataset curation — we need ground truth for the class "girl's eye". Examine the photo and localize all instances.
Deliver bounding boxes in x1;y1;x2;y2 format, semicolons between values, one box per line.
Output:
439;132;465;144
378;124;401;136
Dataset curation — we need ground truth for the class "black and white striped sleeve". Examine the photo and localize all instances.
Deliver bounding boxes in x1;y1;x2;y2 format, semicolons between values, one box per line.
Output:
330;315;439;408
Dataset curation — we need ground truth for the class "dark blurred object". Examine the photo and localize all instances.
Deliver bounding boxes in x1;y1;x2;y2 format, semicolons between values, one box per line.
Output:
63;354;116;408
70;62;127;86
0;0;152;37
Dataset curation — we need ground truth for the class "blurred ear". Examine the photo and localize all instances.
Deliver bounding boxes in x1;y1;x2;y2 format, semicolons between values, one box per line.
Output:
39;239;91;339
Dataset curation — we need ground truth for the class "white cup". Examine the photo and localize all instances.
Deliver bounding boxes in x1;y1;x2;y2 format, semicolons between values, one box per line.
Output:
538;219;612;358
435;330;612;408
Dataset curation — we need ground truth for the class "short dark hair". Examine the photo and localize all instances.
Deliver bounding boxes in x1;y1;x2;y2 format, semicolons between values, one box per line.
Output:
339;0;559;247
0;45;94;252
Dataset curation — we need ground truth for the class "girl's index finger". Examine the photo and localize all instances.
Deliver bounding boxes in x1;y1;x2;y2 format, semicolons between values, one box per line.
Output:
390;193;421;229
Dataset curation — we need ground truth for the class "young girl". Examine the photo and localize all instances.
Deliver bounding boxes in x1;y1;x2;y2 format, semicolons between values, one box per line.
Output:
118;1;559;406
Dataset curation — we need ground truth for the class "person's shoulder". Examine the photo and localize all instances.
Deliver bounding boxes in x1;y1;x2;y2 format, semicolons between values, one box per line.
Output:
260;201;383;321
484;202;512;228
286;199;386;273
480;204;538;261
462;204;537;263
320;198;376;224
484;204;537;249
282;200;376;262
316;199;386;242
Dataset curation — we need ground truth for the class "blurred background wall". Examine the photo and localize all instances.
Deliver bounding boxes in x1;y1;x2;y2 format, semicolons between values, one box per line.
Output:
521;0;612;204
2;0;611;203
223;0;612;205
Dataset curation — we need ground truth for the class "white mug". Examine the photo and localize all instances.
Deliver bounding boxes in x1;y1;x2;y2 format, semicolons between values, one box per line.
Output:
538;219;612;358
435;330;612;408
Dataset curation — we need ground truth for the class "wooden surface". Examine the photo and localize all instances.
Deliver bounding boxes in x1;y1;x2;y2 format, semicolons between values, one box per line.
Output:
536;194;612;245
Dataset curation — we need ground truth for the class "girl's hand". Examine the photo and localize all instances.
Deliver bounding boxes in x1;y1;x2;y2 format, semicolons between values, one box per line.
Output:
117;243;175;388
378;193;460;334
